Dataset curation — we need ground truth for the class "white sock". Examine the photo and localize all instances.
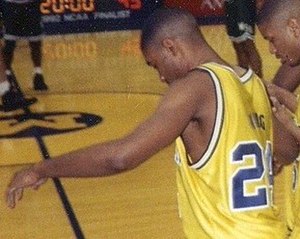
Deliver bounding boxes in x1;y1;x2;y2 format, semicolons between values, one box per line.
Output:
5;70;12;76
34;67;43;74
0;80;10;96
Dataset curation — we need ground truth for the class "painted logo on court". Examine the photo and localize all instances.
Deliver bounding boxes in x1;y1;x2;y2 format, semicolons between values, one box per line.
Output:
0;100;103;238
0;110;102;138
0;88;103;238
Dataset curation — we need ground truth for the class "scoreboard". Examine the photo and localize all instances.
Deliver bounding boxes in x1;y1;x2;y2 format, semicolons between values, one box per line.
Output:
41;0;164;34
41;0;225;35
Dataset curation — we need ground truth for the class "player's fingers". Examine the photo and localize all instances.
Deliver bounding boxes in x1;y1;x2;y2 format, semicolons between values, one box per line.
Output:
6;188;16;209
270;96;281;109
32;185;39;190
31;178;46;190
267;83;287;97
266;84;277;96
15;188;23;201
271;97;288;114
32;181;42;190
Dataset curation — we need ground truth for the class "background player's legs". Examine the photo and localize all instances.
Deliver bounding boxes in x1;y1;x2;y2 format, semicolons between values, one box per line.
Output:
1;39;37;111
233;39;263;78
0;43;10;96
2;39;16;75
224;0;262;77
2;39;26;90
29;40;48;91
2;39;19;89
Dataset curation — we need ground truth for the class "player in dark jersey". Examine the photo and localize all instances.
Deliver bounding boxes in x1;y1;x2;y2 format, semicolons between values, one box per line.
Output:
224;0;263;78
2;0;48;92
0;0;46;111
257;0;300;237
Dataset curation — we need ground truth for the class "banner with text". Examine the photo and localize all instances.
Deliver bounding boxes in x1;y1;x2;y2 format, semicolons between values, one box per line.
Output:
41;0;163;34
41;0;225;35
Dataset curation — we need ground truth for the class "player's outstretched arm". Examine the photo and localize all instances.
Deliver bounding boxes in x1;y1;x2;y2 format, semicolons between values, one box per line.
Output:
7;99;192;208
7;104;191;208
6;71;212;209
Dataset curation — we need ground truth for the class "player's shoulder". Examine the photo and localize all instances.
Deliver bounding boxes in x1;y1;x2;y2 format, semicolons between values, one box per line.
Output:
174;68;215;93
164;68;217;108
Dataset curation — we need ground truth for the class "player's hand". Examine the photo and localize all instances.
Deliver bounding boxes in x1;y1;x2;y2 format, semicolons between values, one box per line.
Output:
270;96;295;127
267;84;298;113
6;167;47;209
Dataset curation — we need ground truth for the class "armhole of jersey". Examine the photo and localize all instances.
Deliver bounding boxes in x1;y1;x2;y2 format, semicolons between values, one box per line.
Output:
191;66;224;170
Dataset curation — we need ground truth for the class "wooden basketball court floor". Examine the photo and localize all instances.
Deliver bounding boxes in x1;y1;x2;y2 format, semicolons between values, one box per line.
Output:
0;25;282;238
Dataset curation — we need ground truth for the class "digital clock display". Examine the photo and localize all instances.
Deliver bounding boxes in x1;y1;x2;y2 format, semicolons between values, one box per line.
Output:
40;0;95;14
40;0;162;35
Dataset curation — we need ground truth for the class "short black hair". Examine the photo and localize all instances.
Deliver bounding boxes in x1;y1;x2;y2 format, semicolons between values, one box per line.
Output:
257;0;299;25
140;7;198;51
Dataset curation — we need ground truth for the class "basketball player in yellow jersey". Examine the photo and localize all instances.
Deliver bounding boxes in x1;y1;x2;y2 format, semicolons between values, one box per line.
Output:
267;84;300;238
6;8;298;238
257;0;300;237
175;62;283;238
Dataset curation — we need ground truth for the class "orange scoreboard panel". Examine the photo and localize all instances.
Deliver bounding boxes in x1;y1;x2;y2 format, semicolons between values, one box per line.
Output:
40;0;163;35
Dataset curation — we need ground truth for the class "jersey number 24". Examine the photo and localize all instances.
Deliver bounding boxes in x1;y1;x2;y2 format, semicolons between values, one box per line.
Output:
230;142;273;211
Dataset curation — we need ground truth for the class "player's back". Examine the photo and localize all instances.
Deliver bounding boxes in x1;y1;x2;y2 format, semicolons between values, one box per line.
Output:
175;63;287;239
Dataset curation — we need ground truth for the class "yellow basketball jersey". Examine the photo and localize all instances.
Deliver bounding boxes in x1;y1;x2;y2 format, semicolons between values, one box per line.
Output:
283;162;299;239
175;63;286;239
286;104;300;238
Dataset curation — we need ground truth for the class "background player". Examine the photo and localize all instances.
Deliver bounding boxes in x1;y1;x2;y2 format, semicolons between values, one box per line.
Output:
6;8;298;238
0;42;36;111
257;0;300;237
0;43;10;97
224;0;263;78
2;0;48;92
0;0;10;97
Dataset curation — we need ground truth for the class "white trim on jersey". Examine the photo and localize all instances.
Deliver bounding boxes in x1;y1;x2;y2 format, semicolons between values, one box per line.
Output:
191;66;224;169
207;63;254;84
239;68;253;83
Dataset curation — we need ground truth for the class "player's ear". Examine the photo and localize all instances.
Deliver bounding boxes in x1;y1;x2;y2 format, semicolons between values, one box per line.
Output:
162;38;177;56
287;18;300;38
